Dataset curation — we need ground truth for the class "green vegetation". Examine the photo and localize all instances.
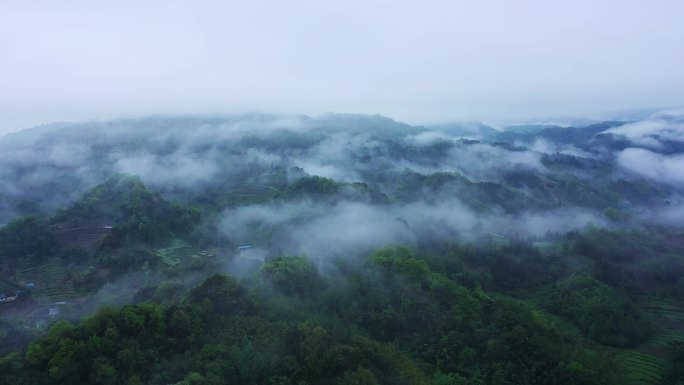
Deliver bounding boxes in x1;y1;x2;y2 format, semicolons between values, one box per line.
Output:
549;276;650;347
0;247;628;384
1;179;683;384
93;176;200;249
0;216;58;266
290;175;341;197
260;256;324;297
615;350;663;385
155;239;193;268
1;115;684;384
16;260;78;303
662;342;684;385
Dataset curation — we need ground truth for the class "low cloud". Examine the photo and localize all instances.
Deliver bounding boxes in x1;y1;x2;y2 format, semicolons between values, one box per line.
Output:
604;110;684;150
527;139;595;158
115;152;221;188
617;148;684;187
220;198;606;262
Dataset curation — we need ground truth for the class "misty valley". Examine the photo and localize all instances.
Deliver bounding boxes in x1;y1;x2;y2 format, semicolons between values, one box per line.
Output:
0;113;683;385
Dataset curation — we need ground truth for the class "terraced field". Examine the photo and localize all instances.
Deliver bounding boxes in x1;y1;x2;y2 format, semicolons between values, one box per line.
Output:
16;260;78;304
216;184;280;207
155;239;196;267
614;299;684;385
644;300;684;349
51;220;112;254
615;350;663;385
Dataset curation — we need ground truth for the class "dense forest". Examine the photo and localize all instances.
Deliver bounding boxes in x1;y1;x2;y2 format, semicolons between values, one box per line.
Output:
0;114;683;384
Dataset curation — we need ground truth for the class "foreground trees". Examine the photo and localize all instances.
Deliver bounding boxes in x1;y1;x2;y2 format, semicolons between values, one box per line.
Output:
0;247;629;385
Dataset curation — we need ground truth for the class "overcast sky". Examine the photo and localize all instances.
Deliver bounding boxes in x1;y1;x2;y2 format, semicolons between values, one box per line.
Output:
1;0;683;134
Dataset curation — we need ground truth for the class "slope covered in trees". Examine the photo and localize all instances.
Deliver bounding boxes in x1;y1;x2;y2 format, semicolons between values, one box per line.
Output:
1;250;626;385
0;114;683;384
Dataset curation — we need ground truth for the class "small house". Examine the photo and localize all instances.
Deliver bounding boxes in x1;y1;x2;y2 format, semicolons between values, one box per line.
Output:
0;294;17;303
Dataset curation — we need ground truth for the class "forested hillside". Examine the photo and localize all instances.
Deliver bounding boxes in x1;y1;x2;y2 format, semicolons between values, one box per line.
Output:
0;114;683;384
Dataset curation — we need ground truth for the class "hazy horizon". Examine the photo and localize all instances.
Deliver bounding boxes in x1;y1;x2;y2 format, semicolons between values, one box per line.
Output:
1;105;678;137
2;0;684;135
